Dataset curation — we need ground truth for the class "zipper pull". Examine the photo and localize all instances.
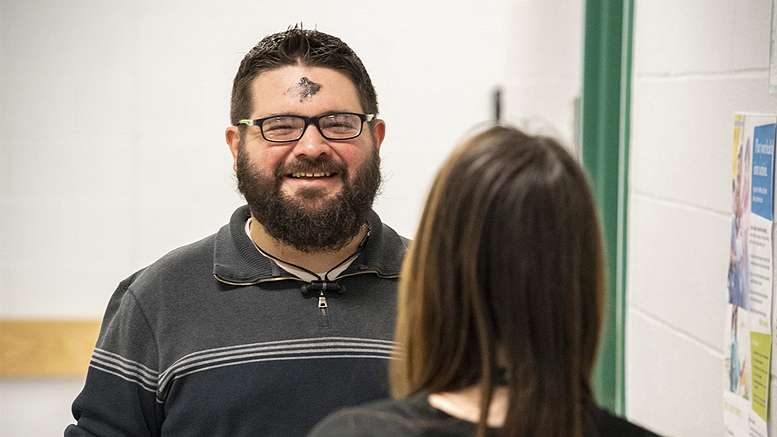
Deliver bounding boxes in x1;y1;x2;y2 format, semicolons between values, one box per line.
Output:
317;291;331;328
318;291;328;311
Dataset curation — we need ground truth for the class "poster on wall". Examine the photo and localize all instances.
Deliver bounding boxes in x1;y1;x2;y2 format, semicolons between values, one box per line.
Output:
725;113;775;437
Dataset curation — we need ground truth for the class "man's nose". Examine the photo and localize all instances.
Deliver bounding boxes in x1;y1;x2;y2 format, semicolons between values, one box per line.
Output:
292;122;331;158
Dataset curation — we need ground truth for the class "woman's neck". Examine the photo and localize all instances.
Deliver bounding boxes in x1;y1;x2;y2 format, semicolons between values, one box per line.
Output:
427;385;508;427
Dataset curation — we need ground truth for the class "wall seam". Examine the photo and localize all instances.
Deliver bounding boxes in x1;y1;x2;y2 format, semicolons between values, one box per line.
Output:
628;306;724;358
635;70;768;82
631;190;732;218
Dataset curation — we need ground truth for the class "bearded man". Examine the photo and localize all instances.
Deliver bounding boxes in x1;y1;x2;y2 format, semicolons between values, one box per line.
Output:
67;27;408;437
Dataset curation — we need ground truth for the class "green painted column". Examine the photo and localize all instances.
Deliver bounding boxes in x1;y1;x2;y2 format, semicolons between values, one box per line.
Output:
580;0;633;415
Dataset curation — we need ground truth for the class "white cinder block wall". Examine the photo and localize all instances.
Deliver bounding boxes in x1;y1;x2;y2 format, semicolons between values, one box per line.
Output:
0;1;510;435
627;1;777;436
9;1;771;436
503;0;583;147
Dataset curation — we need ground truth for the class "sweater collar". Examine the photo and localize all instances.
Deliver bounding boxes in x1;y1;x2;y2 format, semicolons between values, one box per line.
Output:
213;205;407;286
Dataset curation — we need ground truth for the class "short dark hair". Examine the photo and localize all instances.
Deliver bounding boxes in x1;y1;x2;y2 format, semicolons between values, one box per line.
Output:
392;125;605;437
230;26;378;125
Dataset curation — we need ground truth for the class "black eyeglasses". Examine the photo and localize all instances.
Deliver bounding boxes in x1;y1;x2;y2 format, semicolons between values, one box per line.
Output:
237;112;375;142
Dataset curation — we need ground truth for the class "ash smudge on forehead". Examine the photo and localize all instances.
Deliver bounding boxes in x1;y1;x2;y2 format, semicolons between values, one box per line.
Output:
288;77;321;102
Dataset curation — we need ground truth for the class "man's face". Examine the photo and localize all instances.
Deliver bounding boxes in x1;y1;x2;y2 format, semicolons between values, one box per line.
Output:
227;66;386;252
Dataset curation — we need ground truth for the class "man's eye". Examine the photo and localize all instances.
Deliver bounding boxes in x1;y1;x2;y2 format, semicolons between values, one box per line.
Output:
328;121;353;128
265;124;295;132
264;118;300;132
321;115;358;132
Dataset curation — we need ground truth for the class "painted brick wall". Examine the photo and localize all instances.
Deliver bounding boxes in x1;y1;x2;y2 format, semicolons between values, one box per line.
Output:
627;1;777;436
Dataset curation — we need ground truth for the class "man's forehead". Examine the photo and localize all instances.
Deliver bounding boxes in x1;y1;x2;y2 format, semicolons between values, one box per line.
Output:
250;66;362;114
253;66;355;92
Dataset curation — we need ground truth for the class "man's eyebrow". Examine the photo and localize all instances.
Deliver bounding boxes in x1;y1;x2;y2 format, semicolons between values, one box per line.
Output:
253;110;355;119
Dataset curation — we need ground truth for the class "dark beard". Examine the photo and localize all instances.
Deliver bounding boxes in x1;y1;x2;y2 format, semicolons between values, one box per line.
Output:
236;142;381;253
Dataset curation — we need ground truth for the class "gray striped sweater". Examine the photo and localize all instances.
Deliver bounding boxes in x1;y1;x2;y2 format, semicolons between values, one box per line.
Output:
66;205;408;436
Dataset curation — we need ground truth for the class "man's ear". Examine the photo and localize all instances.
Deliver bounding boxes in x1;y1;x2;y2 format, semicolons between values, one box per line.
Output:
372;119;386;153
226;126;241;172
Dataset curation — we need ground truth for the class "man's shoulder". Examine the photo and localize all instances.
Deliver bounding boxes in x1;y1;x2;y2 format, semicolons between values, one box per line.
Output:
129;206;249;287
151;232;217;270
382;222;410;247
364;211;410;276
118;232;217;294
127;209;246;294
377;221;410;253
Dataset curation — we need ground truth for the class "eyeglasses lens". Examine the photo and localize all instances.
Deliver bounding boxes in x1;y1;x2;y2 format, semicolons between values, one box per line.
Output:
261;114;363;141
318;114;362;139
262;117;305;142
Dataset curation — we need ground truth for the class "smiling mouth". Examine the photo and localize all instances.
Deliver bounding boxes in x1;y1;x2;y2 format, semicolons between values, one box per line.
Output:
290;172;335;178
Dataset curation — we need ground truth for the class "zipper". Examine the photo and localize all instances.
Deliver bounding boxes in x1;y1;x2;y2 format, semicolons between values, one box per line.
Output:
318;291;331;328
318;292;328;314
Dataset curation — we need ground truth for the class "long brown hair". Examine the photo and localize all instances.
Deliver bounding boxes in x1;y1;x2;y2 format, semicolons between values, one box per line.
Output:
391;125;605;437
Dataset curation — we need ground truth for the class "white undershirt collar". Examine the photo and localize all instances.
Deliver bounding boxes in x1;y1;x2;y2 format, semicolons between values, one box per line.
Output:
244;219;355;281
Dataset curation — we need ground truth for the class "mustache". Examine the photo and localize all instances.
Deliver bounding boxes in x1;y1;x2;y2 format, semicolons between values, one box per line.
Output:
275;156;346;178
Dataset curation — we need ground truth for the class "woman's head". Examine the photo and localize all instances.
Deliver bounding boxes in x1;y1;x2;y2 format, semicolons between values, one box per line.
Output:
392;125;605;436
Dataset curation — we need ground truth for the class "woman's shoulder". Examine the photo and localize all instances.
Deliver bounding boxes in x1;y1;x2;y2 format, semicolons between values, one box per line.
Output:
586;403;663;437
307;395;425;437
308;393;475;437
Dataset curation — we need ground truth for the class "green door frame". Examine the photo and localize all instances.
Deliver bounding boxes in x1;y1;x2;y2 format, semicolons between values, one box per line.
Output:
580;0;634;415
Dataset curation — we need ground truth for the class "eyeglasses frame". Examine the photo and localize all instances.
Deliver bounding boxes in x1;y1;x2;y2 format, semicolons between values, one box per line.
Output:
237;112;376;142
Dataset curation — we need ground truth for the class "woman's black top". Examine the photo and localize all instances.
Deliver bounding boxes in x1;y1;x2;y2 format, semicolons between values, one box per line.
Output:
308;392;662;437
